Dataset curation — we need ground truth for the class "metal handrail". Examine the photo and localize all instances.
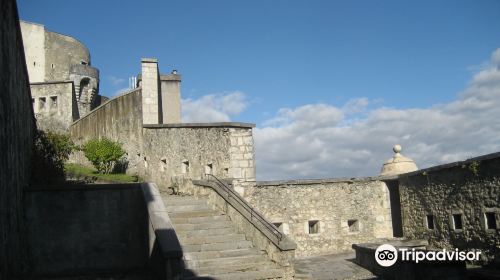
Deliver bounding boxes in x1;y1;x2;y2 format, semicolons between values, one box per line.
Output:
205;174;283;242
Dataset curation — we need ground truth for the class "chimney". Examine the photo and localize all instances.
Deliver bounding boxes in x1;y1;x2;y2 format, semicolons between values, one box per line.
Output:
141;58;161;125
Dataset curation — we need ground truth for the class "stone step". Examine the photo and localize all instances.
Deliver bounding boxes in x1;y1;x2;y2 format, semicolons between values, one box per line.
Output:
170;215;228;224
192;261;279;276
203;269;284;280
182;240;253;253
166;204;212;213
169;210;219;219
180;234;246;245
183;248;263;261
162;196;207;206
177;227;236;238
186;254;267;269
173;220;233;231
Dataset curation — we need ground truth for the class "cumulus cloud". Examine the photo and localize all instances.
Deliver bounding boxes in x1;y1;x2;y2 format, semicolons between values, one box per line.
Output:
182;91;247;122
254;48;500;180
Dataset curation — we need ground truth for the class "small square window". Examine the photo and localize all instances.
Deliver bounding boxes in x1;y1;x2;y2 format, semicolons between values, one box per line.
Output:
182;160;189;174
485;212;497;230
452;214;463;230
273;222;283;230
308;220;319;234
348;219;359;232
426;215;435;230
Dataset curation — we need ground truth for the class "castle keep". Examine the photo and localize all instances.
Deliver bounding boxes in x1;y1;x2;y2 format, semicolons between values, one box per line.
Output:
1;4;498;278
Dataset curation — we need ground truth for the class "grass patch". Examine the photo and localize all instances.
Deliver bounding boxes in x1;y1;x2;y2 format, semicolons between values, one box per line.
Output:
65;163;142;183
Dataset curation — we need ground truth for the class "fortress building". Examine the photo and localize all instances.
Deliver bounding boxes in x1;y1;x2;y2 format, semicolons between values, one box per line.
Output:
20;20;105;131
1;7;497;279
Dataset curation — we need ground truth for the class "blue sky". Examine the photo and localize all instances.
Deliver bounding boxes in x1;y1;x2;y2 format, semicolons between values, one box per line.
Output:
18;1;500;179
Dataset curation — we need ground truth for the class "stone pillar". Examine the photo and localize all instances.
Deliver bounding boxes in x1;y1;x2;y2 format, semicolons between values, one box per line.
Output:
228;127;256;196
160;70;181;123
141;58;161;125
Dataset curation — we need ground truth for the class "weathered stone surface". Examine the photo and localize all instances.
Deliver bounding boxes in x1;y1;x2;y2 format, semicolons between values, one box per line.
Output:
247;179;394;257
0;1;35;277
397;152;500;264
30;81;76;132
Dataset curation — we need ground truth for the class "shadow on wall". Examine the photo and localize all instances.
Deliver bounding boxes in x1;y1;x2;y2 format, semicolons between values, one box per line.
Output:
22;183;203;279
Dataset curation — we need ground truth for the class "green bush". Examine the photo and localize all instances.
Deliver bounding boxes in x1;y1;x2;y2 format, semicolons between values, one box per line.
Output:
83;138;125;174
31;130;74;184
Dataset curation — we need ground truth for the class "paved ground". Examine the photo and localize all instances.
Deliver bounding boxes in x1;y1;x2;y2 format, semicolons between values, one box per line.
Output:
294;252;377;280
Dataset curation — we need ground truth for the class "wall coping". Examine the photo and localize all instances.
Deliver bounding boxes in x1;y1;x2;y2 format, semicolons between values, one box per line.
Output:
395;150;500;179
30;80;74;86
256;177;380;186
140;183;183;258
143;122;256;129
70;87;141;126
25;183;141;192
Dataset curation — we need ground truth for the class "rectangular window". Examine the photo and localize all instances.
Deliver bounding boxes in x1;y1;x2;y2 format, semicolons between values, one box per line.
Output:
485;212;497;230
426;215;435;230
452;214;463;230
348;219;359;232
308;220;319;234
50;96;57;109
38;97;46;111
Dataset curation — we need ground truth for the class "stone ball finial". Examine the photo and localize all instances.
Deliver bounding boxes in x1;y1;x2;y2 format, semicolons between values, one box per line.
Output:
393;144;402;154
380;144;418;176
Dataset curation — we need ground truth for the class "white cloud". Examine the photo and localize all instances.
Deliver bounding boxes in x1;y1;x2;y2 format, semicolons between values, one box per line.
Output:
182;91;247;122
108;75;125;86
254;48;500;180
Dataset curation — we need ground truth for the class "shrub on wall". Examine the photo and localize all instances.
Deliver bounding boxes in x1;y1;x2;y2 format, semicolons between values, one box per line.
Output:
83;138;125;174
31;130;74;184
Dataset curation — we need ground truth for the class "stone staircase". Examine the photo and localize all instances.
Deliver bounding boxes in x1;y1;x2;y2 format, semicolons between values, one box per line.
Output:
161;194;286;280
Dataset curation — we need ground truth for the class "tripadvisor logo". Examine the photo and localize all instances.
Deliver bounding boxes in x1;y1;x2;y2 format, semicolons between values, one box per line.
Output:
375;244;481;267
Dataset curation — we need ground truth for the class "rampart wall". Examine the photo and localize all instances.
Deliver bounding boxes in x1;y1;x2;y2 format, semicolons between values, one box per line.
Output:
70;88;144;173
397;152;500;263
31;81;76;132
24;184;149;275
0;1;35;277
247;179;393;257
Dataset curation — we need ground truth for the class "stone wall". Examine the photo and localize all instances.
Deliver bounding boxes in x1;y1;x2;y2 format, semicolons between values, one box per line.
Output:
20;20;91;82
24;184;149;275
20;20;45;82
142;123;255;192
0;0;35;277
70;88;144;173
397;152;500;264
247;179;393;257
44;29;91;81
31;81;76;132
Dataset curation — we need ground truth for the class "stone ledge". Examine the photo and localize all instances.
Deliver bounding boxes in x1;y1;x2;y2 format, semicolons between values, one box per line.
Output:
30;80;74;86
143;122;256;129
256;177;379;186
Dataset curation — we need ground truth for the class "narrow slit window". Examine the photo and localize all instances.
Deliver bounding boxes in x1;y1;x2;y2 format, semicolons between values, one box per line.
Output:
50;96;57;109
485;212;497;230
452;214;463;230
348;219;359;232
205;163;213;175
426;215;435;230
308;220;319;234
182;160;189;174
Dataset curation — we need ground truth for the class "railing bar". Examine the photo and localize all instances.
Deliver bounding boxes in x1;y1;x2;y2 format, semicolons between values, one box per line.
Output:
205;174;283;241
